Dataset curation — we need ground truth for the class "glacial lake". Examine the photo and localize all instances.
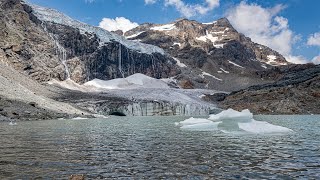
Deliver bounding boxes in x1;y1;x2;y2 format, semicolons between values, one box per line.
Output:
0;115;319;179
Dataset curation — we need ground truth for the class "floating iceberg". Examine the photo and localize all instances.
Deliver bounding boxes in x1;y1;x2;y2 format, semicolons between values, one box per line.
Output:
176;109;293;134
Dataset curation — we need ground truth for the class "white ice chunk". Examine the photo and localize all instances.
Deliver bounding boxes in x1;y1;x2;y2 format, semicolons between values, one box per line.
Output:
238;120;293;134
72;117;88;120
209;109;253;122
176;109;293;134
9;121;17;126
176;117;221;131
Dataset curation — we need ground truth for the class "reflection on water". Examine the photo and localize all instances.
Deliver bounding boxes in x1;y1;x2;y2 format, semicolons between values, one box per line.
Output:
0;115;319;179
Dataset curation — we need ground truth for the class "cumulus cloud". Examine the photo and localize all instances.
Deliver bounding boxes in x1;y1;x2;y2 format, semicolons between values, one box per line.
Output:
145;0;219;18
145;0;157;4
307;32;320;47
285;55;309;64
312;56;320;64
225;2;306;64
99;17;139;33
226;2;292;55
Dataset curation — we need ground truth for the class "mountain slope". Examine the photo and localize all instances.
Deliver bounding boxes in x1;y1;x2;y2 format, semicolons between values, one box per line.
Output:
219;64;320;114
0;0;179;84
125;18;289;91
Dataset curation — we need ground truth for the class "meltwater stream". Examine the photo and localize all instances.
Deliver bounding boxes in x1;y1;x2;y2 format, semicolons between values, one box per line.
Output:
0;115;319;179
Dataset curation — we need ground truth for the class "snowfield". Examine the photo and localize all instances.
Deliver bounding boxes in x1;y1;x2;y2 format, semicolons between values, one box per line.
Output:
84;73;170;90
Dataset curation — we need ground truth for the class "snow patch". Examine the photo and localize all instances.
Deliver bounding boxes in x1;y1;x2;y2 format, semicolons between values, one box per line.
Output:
202;21;217;25
84;73;170;90
266;55;278;65
213;44;225;48
173;42;181;47
151;24;176;31
199;71;222;81
228;60;245;68
125;31;145;39
172;57;187;67
196;31;219;44
220;68;229;73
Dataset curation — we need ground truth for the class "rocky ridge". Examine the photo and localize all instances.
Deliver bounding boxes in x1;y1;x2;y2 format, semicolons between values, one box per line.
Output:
125;18;289;91
218;64;320;114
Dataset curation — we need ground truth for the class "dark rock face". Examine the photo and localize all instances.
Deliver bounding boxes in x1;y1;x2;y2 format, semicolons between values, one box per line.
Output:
0;0;179;84
220;65;320;114
42;22;179;83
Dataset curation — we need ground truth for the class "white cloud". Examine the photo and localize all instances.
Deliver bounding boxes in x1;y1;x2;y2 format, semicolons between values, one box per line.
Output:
162;0;219;18
312;56;320;64
145;0;157;4
99;17;139;33
285;55;309;64
307;32;320;47
226;2;303;64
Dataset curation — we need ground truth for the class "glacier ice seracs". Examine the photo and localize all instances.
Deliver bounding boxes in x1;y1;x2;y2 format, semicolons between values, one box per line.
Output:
176;109;293;134
28;3;165;55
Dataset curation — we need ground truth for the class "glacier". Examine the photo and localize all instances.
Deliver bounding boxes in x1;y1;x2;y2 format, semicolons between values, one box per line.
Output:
48;74;221;116
28;3;165;55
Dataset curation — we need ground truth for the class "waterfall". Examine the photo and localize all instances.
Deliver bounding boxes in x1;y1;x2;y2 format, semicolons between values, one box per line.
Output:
54;41;70;79
41;23;70;79
118;43;125;78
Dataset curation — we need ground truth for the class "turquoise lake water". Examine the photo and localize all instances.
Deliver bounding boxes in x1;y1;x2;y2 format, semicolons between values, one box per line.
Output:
0;115;319;179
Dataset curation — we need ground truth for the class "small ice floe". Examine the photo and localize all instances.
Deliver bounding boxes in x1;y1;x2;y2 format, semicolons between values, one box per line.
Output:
93;114;109;119
72;117;88;120
9;121;17;126
175;109;293;134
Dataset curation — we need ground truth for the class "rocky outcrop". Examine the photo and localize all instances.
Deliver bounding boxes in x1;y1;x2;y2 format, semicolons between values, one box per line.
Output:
219;64;320;114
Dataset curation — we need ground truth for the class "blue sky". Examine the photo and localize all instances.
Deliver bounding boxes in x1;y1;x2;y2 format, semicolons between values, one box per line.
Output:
27;0;320;63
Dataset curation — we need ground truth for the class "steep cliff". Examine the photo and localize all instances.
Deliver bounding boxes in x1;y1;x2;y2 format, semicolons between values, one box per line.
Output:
0;0;179;84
